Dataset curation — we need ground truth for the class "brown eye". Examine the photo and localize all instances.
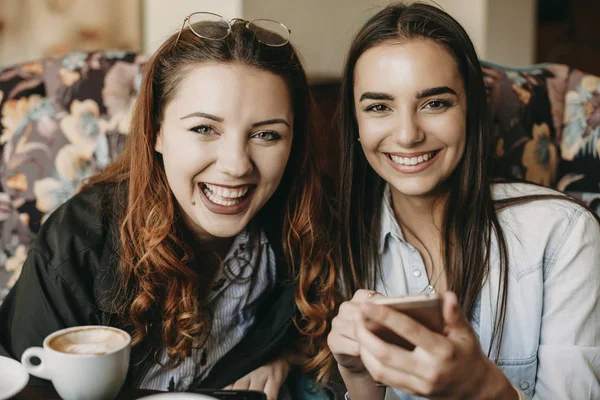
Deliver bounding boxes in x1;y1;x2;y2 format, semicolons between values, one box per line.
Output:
365;104;391;113
424;99;451;110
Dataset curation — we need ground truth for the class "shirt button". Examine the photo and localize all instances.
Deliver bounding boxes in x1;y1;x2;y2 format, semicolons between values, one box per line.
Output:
413;269;422;277
519;381;530;390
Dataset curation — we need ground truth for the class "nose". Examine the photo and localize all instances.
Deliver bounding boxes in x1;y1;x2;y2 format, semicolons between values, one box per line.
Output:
392;109;425;148
215;135;254;178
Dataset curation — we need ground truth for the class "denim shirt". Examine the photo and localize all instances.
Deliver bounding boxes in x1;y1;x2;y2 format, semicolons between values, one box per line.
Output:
374;183;600;400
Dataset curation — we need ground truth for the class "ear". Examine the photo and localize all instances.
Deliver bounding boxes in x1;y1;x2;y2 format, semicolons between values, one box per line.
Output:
154;130;163;154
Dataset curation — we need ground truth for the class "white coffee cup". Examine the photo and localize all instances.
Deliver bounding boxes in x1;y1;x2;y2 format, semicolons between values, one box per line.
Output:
21;325;131;400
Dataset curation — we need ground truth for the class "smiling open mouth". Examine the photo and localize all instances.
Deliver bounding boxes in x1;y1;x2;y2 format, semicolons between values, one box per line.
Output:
386;150;440;166
201;183;253;206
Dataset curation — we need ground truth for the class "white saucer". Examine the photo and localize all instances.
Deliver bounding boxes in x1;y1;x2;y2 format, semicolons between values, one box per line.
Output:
139;394;218;400
0;356;29;400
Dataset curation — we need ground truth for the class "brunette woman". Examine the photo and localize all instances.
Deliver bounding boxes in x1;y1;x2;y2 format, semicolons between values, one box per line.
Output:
327;3;600;399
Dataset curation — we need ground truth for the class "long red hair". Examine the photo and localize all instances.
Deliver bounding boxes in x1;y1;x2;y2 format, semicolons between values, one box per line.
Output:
86;21;337;379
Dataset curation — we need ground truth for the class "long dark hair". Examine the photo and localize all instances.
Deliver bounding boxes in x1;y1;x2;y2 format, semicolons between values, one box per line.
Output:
86;19;337;379
338;1;599;359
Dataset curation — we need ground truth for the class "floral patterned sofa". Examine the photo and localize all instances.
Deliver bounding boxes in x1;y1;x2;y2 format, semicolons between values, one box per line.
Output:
1;52;599;303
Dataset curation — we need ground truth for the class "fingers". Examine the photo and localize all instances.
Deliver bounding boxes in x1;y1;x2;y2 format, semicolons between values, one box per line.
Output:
352;289;384;303
360;344;428;396
248;374;268;393
355;318;439;395
329;304;361;350
263;376;281;400
331;311;360;340
360;302;446;352
229;375;251;391
224;361;287;400
337;300;360;320
441;292;471;334
354;314;418;376
261;361;287;400
327;334;360;356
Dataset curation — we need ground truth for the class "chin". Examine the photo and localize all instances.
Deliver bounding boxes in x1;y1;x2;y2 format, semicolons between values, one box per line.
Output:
203;224;247;239
189;208;252;239
390;179;441;198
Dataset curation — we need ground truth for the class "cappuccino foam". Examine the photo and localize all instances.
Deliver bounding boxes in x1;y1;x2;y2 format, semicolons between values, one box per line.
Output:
49;328;128;355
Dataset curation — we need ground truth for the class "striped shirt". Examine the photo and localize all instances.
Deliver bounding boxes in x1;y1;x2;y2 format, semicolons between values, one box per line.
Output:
136;228;277;391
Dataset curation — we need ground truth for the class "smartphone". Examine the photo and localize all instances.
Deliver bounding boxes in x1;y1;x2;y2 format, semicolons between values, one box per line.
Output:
190;389;267;400
365;292;443;350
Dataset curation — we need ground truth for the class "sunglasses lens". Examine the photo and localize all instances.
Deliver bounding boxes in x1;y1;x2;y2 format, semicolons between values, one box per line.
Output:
188;12;230;40
247;19;289;46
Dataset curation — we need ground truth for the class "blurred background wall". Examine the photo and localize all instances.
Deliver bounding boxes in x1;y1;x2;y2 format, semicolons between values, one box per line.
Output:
0;0;141;67
0;0;599;76
142;0;537;81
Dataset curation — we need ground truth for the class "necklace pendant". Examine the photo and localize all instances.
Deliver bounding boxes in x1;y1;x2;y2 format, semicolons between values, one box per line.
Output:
427;284;434;293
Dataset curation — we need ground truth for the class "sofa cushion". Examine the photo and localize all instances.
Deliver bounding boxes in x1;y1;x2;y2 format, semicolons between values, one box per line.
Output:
557;69;600;194
0;61;47;300
482;62;570;188
0;51;146;303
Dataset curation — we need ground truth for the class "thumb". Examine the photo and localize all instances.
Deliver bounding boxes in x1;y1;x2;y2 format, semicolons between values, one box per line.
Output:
442;291;470;333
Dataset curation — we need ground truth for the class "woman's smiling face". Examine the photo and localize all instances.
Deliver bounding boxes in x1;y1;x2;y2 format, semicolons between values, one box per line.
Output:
155;62;293;241
353;39;467;200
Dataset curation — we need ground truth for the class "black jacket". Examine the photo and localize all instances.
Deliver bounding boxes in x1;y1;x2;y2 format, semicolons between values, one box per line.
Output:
0;183;298;390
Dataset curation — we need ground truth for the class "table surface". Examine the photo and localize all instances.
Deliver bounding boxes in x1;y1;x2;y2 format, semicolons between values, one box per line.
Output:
12;386;161;399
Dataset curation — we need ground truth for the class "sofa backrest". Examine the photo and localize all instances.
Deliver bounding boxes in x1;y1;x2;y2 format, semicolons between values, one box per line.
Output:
482;61;600;201
0;51;146;301
0;52;599;303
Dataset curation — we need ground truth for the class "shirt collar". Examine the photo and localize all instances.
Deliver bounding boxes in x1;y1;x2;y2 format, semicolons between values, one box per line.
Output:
222;226;269;263
379;184;407;254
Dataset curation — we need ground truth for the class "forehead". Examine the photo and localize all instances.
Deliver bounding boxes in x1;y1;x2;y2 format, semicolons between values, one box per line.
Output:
354;39;463;96
167;62;292;117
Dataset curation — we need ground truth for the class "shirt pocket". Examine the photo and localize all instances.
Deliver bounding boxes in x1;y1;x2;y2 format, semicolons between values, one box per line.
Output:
498;355;537;397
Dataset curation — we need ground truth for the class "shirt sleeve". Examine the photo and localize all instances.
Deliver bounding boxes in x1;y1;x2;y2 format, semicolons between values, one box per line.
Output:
534;210;600;398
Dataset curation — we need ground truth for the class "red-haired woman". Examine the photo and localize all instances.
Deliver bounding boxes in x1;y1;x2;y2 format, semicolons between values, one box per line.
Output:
0;15;337;399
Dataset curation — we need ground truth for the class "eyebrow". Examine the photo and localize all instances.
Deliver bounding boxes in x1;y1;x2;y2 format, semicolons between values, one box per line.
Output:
252;118;291;129
180;113;291;128
359;86;458;103
180;112;223;122
416;86;457;99
359;92;395;102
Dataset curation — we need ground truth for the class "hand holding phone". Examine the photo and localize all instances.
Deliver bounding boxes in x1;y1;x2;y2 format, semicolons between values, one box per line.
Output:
364;292;444;350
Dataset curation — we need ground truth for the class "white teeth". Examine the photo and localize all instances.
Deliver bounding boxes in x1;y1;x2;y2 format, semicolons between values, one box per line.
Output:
389;151;436;166
201;183;251;207
203;186;245;206
204;183;249;199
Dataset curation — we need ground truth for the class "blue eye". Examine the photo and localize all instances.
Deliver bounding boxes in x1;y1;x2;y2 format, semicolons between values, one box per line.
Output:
252;131;281;142
191;125;217;136
364;104;391;113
